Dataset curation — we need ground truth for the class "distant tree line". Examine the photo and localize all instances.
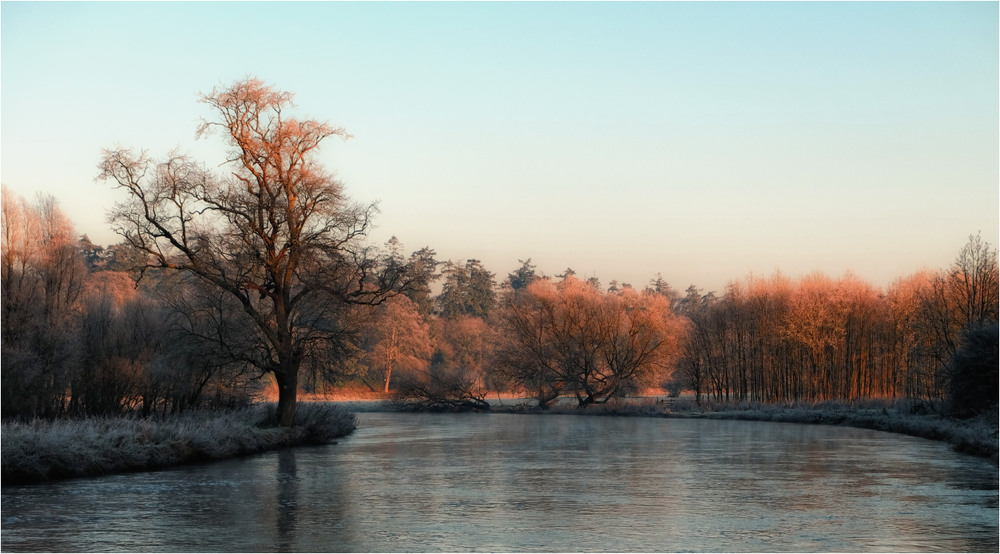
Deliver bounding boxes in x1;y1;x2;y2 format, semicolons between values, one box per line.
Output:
2;78;996;423
673;235;998;416
4;184;996;421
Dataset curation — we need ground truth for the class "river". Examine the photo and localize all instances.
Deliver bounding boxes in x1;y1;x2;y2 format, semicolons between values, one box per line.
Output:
2;412;997;552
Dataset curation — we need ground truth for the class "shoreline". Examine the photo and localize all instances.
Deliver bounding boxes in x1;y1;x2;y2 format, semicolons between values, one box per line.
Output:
612;404;998;462
4;397;995;487
390;396;1000;463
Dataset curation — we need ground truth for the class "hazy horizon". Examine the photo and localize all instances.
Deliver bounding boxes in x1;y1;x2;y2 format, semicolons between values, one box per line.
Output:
2;1;997;293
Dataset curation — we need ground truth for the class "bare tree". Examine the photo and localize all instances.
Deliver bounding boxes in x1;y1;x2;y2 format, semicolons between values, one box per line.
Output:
355;295;432;393
496;283;565;408
949;232;999;328
498;277;683;408
99;78;415;426
599;287;684;401
1;186;43;347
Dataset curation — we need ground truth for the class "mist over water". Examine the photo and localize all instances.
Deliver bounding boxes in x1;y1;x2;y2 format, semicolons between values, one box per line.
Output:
3;412;997;552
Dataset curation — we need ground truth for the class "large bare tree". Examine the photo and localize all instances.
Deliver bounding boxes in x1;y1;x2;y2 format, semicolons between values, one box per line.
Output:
100;78;413;426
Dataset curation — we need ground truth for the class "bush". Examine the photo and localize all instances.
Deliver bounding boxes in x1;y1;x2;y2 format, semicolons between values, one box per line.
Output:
663;374;684;398
948;322;999;419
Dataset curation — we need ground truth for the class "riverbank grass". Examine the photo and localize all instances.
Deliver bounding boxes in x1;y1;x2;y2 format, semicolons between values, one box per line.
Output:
374;394;998;462
1;403;356;486
552;397;999;462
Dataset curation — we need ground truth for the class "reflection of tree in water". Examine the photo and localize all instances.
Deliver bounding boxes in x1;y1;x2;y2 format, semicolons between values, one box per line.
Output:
270;448;359;550
276;450;298;550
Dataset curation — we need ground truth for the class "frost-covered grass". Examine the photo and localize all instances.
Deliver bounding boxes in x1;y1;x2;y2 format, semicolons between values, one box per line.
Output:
480;395;998;462
1;403;356;485
561;397;999;462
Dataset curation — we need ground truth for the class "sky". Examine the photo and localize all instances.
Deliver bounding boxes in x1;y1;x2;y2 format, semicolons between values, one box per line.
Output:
2;1;997;294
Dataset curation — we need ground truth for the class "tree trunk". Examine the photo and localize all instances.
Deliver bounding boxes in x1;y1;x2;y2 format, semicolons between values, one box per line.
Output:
275;364;298;427
383;367;392;394
384;325;397;393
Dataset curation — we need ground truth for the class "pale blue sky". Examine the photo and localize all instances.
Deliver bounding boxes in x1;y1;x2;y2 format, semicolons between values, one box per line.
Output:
2;1;997;292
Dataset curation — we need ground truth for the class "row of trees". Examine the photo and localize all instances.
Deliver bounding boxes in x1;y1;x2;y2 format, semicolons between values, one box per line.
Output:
309;233;999;421
355;236;997;420
5;181;996;420
349;258;687;410
3;77;996;424
674;235;998;412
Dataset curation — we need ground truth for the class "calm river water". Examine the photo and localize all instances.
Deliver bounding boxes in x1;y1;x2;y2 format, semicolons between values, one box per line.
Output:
2;412;997;552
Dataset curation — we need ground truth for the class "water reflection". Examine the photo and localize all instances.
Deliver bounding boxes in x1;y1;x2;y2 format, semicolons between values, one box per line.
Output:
276;449;298;551
2;413;997;552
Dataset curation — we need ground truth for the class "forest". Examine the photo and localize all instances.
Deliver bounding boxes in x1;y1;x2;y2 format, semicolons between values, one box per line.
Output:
2;78;997;426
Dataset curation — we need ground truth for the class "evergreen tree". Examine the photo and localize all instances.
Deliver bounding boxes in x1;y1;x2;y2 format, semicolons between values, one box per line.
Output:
505;258;538;291
438;259;496;319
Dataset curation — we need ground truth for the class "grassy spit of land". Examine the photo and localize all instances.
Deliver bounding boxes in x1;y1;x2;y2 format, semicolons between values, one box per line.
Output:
1;403;356;486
